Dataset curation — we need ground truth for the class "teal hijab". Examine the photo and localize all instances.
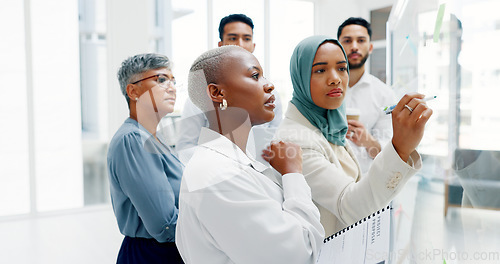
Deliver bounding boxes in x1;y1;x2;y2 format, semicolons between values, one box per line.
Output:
290;35;349;146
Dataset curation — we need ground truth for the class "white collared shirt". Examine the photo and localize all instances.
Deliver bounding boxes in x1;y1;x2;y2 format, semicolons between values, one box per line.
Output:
344;72;396;174
175;128;324;264
176;95;283;164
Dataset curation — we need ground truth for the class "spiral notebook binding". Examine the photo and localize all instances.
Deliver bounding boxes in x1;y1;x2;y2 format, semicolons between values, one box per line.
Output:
323;205;391;243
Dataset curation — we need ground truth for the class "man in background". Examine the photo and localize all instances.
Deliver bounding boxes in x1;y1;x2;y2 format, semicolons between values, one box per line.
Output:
176;13;283;164
338;17;396;174
217;13;255;52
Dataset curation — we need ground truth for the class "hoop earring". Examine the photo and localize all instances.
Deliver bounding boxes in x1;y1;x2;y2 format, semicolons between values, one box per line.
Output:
219;99;227;110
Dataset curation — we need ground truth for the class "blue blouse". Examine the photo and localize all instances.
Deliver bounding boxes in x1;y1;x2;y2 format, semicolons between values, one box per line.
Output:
107;118;183;243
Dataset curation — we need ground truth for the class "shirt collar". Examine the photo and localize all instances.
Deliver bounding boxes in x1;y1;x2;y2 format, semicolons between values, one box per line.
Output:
349;70;370;89
126;117;172;153
198;127;269;173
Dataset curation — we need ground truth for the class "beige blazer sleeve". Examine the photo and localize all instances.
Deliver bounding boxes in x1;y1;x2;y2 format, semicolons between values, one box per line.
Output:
275;103;422;233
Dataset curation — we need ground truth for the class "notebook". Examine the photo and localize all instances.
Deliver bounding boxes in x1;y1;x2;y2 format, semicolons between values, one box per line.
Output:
316;206;392;264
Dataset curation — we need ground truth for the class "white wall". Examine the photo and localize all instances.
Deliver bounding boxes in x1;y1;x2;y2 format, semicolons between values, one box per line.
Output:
0;0;31;216
30;0;84;212
316;0;361;37
0;0;85;213
105;0;174;139
106;0;152;139
315;0;396;37
359;0;395;19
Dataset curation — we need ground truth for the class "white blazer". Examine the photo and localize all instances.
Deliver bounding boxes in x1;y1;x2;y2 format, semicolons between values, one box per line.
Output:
274;102;422;236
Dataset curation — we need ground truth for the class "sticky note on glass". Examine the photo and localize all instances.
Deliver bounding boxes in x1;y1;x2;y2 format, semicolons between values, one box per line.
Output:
400;35;418;56
433;3;446;43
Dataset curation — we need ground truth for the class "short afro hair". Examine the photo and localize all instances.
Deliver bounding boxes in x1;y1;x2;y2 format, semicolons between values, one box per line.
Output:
188;45;248;112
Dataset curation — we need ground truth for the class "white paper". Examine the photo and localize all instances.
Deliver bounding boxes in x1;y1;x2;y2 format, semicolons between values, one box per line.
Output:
317;207;391;264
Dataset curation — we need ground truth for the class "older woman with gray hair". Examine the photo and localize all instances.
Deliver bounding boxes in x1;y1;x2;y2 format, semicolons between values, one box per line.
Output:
107;53;184;263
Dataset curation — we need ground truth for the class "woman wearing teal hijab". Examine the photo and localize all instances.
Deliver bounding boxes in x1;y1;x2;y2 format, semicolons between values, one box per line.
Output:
289;36;349;146
274;35;433;236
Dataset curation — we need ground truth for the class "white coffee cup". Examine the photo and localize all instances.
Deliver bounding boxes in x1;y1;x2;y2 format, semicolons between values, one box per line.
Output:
346;108;361;121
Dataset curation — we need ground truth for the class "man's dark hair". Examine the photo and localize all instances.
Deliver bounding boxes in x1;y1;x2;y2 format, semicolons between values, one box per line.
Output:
337;17;372;39
218;14;254;41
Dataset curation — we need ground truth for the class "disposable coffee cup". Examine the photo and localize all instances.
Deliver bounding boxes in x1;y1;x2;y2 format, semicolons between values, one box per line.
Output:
346;108;360;121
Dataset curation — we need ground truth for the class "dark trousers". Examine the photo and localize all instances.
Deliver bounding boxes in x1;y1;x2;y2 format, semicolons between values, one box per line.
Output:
117;236;184;264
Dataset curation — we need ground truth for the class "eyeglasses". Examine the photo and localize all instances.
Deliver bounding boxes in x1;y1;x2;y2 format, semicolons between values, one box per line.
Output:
131;73;176;88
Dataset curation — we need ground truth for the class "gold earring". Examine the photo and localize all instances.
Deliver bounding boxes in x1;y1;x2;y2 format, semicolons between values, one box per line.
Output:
220;99;227;110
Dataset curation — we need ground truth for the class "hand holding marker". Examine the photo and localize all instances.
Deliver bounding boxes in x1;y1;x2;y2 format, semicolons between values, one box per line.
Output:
383;95;437;115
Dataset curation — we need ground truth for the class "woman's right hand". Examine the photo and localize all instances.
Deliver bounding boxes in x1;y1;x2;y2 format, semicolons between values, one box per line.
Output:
391;93;433;162
262;141;303;175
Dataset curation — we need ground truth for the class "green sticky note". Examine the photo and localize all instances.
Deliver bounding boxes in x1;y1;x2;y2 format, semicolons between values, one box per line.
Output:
433;3;446;43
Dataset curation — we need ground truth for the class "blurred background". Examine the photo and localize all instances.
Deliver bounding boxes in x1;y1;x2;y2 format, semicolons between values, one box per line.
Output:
1;0;499;263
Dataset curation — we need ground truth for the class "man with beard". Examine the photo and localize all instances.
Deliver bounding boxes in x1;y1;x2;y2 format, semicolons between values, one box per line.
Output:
338;17;396;174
